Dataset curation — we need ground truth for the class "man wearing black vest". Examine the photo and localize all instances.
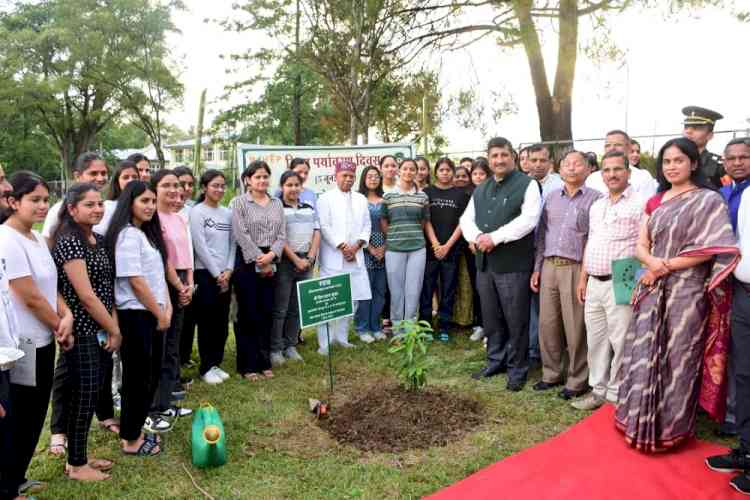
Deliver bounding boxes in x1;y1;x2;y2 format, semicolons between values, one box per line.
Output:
460;137;542;391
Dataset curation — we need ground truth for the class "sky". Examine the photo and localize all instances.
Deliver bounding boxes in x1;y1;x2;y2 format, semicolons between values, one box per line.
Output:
167;1;750;157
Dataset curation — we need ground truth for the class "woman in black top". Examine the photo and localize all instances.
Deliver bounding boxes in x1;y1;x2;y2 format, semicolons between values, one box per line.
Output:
52;183;120;481
420;158;470;341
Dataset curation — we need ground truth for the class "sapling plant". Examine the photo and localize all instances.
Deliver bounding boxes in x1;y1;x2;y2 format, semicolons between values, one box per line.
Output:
388;320;434;391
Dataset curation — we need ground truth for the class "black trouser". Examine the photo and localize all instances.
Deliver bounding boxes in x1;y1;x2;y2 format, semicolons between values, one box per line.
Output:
154;270;187;412
180;300;196;365
119;309;161;442
233;250;275;375
64;335;102;466
419;254;459;330
733;281;750;451
477;270;530;383
195;269;231;376
49;342;114;435
464;246;483;327
0;342;55;499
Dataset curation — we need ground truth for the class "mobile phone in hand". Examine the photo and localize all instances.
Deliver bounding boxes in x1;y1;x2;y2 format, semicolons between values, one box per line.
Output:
97;331;108;347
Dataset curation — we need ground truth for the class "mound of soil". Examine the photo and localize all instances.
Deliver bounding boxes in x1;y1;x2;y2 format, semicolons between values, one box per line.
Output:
319;384;484;453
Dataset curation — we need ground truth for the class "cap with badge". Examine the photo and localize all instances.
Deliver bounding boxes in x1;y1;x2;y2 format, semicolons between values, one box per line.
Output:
682;106;723;127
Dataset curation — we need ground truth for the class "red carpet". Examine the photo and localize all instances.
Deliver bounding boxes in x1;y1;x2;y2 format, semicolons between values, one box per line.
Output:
428;404;745;500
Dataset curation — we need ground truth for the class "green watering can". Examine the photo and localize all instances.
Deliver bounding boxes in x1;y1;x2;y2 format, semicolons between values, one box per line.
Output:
191;403;227;468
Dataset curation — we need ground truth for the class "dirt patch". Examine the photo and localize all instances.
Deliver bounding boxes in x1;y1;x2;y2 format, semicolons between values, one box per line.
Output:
319;383;484;453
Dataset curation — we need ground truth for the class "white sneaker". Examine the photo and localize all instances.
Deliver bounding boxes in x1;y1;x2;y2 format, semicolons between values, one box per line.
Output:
469;326;485;341
359;333;376;344
284;346;304;362
317;347;329;356
144;416;172;433
202;369;223;385
372;331;387;341
270;351;286;366
214;367;230;381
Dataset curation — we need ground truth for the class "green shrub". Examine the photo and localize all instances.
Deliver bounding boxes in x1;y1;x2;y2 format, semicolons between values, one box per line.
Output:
388;320;434;391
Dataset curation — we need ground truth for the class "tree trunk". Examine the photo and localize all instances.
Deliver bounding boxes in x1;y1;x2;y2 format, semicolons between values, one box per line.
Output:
349;112;358;145
360;85;370;145
514;0;576;143
550;0;577;143
292;0;302;145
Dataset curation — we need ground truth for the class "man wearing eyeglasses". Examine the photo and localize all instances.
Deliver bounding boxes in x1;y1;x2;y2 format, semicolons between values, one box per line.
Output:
585;130;657;198
571;150;645;410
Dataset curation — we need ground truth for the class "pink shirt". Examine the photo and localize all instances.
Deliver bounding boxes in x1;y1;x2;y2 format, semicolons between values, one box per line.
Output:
160;211;192;270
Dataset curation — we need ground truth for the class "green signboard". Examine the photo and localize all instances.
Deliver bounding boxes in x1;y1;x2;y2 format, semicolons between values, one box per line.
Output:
297;273;353;329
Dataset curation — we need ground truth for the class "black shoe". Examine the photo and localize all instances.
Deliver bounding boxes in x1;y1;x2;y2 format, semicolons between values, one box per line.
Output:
559;387;589;400
507;379;526;392
707;448;750;473
731;473;750;495
533;380;563;391
471;364;506;380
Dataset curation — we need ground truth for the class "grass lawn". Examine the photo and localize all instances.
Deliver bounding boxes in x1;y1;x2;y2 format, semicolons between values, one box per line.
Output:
27;327;732;499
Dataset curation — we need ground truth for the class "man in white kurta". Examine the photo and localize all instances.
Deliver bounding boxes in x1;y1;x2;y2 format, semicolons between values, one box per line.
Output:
316;161;372;355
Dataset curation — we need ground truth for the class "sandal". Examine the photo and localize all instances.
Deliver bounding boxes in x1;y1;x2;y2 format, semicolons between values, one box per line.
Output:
64;464;111;481
88;458;114;472
243;373;261;382
439;332;450;343
122;436;161;456
262;370;274;379
98;418;120;435
49;434;67;457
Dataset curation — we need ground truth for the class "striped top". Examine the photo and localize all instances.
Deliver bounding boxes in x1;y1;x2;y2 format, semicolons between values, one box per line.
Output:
282;201;319;254
230;193;286;264
382;187;430;252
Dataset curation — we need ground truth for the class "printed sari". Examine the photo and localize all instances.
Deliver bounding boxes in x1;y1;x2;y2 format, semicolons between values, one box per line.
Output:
614;188;739;453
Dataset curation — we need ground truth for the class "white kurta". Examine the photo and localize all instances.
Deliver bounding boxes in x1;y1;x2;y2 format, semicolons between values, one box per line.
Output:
316;187;372;349
317;187;372;301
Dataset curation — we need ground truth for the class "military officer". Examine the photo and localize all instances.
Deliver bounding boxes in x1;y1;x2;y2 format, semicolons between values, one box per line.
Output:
682;105;725;189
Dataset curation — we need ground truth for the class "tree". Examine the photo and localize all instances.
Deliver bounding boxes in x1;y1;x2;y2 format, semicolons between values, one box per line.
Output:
0;94;59;180
223;0;433;144
388;0;726;142
213;59;343;145
0;0;182;174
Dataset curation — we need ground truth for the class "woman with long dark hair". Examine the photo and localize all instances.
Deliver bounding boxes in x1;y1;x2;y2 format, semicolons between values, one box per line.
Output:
231;161;286;381
270;171;320;364
148;169;193;430
0;171;73;498
50;183;119;481
190;170;234;384
354;166;387;342
615;138;738;452
105;181;170;456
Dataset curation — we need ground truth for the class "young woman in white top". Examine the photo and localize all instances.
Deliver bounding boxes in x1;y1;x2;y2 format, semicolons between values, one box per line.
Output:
0;171;73;499
190;170;235;384
104;180;171;456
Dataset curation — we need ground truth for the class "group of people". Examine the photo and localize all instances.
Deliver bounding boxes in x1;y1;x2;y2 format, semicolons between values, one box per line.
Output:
2;104;750;497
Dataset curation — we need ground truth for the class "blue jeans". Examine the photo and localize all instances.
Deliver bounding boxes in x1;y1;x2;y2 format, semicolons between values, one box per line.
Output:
355;267;387;334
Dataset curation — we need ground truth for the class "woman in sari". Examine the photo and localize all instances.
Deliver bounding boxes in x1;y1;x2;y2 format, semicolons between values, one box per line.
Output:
615;137;739;453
